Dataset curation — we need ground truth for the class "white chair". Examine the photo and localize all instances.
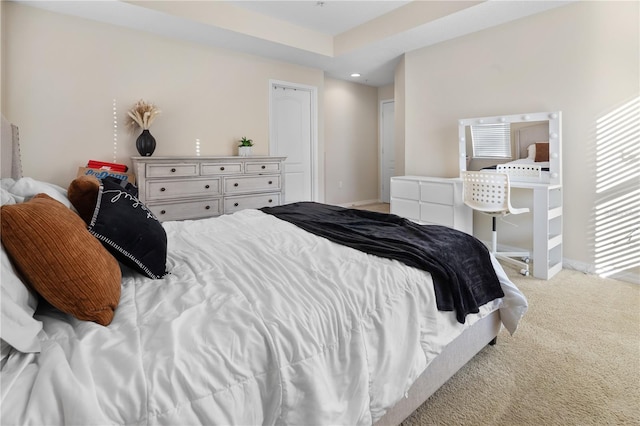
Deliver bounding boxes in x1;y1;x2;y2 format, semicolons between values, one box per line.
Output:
496;163;542;181
461;171;530;276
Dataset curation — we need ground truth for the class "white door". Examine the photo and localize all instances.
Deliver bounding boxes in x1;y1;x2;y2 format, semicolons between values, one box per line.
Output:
380;100;395;203
270;82;314;203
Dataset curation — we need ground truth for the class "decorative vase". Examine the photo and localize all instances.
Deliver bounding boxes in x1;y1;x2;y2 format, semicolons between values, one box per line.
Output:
238;146;252;157
136;129;156;156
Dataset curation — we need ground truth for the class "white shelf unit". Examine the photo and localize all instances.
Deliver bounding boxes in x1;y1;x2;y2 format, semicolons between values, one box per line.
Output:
390;176;472;234
532;183;563;279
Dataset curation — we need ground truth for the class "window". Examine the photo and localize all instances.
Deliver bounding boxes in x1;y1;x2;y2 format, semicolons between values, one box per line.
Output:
471;123;512;158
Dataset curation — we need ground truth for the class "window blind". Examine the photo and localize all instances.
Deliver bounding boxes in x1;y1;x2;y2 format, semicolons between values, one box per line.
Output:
471;123;512;158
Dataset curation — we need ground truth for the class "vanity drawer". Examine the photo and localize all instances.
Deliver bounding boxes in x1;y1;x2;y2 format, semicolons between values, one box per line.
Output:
224;193;280;214
146;163;199;178
148;198;221;222
419;202;454;227
147;178;220;200
224;175;280;194
420;182;454;205
390;198;419;221
245;162;281;174
391;179;419;200
201;162;243;175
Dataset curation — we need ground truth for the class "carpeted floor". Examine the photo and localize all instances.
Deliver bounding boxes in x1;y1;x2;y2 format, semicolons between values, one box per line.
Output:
402;266;640;426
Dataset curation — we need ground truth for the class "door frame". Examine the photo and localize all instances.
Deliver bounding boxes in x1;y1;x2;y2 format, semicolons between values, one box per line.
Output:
379;98;395;203
268;79;319;202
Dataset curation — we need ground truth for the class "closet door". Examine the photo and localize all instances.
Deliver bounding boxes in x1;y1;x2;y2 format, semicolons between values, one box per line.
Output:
270;83;313;203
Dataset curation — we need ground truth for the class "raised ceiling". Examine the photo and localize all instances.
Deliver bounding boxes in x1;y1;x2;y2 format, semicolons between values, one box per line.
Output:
17;0;572;87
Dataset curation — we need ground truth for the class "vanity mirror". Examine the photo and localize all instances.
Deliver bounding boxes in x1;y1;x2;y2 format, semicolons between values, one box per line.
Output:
458;111;562;185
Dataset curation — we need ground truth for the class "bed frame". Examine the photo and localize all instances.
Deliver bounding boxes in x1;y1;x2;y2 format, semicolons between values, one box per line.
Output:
1;116;502;425
377;311;501;424
1;115;23;180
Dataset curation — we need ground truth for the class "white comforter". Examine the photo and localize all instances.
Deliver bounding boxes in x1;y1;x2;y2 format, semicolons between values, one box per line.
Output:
1;209;526;425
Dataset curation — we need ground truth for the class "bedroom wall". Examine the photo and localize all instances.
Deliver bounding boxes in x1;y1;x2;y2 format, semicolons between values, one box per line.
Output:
393;56;406;178
324;78;378;205
401;1;639;277
1;2;325;192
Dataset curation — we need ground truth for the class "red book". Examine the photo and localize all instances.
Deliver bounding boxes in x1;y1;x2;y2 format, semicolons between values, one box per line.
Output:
87;160;128;172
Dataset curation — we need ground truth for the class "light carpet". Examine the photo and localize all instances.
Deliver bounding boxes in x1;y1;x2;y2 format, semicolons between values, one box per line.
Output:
402;267;640;426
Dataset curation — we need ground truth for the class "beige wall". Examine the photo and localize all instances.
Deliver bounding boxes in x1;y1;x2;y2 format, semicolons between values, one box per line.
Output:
401;1;639;270
393;56;406;177
2;2;325;188
377;84;394;103
324;78;379;205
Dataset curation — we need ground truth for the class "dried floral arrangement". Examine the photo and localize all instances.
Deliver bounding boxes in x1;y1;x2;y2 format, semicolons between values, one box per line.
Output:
127;99;161;130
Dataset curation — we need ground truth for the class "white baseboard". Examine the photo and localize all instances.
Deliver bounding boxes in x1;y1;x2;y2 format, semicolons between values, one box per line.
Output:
480;240;639;285
337;199;382;208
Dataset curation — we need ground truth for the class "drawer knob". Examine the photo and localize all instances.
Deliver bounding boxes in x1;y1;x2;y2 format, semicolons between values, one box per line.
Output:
234;202;239;207
268;199;273;203
205;205;210;210
160;187;166;192
261;165;266;169
205;184;210;189
220;166;225;171
160;210;166;215
171;168;176;173
268;181;273;185
234;183;239;187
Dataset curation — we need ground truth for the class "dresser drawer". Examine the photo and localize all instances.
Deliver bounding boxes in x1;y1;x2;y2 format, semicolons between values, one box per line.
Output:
420;202;454;227
245;162;281;174
146;163;199;178
148;199;221;222
224;175;280;194
224;193;280;214
147;178;220;200
420;182;454;205
201;162;243;175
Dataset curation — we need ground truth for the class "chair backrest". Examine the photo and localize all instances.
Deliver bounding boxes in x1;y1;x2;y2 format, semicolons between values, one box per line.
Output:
496;163;541;180
461;171;511;214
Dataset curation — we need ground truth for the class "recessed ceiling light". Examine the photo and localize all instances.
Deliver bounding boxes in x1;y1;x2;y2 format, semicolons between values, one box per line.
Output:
351;73;361;77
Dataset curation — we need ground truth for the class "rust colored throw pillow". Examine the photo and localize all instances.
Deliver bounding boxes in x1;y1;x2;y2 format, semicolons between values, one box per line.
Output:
0;194;121;326
67;175;100;224
535;142;550;162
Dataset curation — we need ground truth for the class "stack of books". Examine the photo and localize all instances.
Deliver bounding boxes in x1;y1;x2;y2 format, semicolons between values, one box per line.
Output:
78;160;135;183
86;160;128;172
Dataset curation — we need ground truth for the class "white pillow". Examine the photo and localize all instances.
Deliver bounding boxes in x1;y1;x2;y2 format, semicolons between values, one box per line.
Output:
526;144;536;160
2;177;71;208
1;182;44;364
0;187;17;206
0;244;42;359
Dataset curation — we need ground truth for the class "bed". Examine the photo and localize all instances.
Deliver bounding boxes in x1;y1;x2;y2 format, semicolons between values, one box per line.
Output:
0;116;527;425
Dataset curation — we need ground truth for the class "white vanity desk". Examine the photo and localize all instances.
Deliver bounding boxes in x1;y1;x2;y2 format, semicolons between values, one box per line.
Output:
391;111;563;280
458;111;563;280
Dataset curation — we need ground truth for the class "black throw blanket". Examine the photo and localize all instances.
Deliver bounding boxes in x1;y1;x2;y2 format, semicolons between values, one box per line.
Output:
261;202;504;324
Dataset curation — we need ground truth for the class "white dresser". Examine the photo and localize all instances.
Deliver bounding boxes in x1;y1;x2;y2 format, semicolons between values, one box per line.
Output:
132;156;286;221
390;176;472;234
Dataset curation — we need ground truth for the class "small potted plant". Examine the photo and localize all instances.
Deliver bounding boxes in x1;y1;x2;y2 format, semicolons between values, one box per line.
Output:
238;137;253;157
